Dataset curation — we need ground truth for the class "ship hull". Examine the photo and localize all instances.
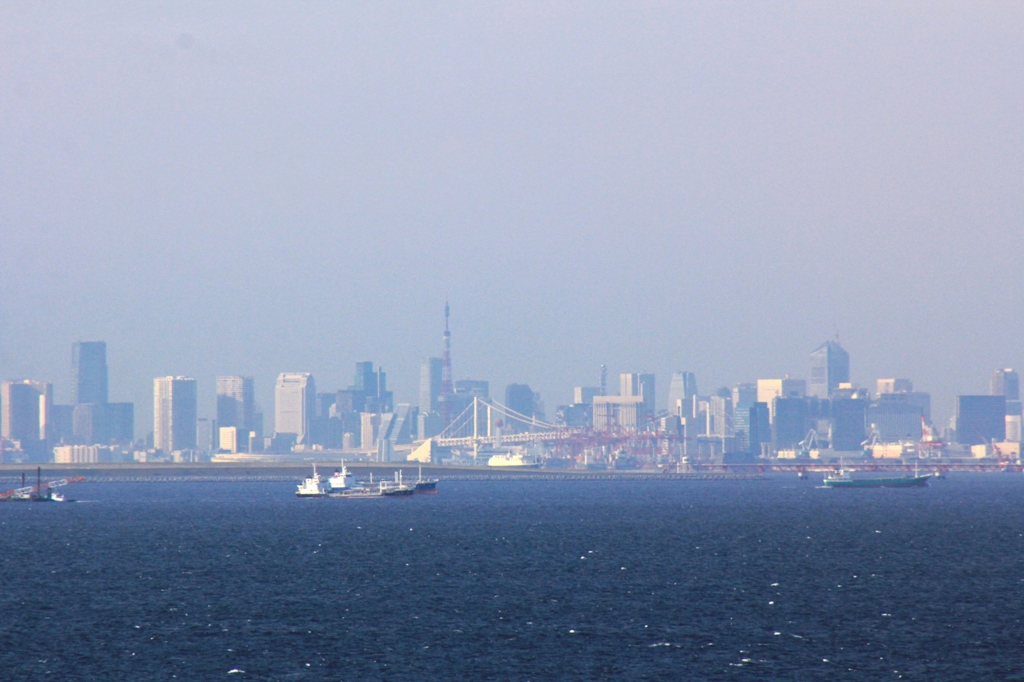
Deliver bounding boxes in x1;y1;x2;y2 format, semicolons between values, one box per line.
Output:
824;475;930;488
414;481;438;494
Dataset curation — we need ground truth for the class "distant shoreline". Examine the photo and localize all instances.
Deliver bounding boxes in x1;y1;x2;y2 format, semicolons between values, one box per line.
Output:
0;461;761;482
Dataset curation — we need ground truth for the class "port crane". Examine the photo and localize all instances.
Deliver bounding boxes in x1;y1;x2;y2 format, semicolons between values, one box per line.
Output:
797;429;821;457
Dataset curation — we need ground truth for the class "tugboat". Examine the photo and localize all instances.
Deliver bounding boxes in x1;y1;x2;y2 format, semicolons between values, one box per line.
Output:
295;464;326;497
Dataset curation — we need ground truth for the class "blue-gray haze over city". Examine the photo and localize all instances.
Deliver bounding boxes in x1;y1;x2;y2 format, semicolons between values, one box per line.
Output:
2;2;1023;429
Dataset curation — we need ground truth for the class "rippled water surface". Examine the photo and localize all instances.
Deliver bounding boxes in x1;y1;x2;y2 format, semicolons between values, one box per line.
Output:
2;475;1024;681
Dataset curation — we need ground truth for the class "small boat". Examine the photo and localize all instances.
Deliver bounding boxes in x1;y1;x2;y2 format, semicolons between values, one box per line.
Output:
296;465;326;497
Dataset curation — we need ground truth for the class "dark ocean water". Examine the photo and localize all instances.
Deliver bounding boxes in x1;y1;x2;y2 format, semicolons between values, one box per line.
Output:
2;475;1024;681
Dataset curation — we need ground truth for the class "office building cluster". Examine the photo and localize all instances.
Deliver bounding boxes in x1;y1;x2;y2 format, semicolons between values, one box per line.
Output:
2;317;1022;464
1;342;134;463
551;341;1021;461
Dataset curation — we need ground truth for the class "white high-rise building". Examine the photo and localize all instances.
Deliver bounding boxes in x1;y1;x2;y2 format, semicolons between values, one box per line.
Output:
275;373;315;443
154;377;197;453
620;373;656;417
1;380;53;456
757;379;806;421
709;395;734;437
219;426;240;454
1006;415;1022;443
593;396;644;430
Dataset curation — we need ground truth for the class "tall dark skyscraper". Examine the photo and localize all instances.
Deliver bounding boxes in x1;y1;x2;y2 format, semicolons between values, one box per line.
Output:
955;395;1006;445
505;384;536;433
72;341;108;405
419;357;443;414
809;341;850;399
352;362;376;395
830;397;868;451
991;368;1020;401
217;376;255;432
772;397;808;449
154;376;198;452
350;362;392;413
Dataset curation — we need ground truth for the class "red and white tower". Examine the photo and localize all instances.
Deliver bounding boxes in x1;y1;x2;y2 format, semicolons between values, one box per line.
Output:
438;301;455;428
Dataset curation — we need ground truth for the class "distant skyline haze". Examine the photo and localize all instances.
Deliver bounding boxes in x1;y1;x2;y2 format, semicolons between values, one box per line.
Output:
2;2;1023;429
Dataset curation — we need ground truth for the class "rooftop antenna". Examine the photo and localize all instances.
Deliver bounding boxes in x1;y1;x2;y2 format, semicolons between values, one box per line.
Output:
600;364;607;396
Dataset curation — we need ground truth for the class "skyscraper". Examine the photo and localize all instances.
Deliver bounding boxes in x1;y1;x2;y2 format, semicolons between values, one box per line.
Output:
419;357;443;414
708;395;733;437
757;379;806;421
868;392;930;442
72;341;108;405
505;384;536;433
153;377;197;453
352;362;376;395
955;395;1006;445
748;403;771;455
830;397;868;451
991;368;1020;416
1;380;53;457
620;373;656;417
573;386;601;405
66;341;132;446
877;378;914;395
217;376;255;433
350;362;392;413
107;402;135;443
991;368;1020;400
72;403;108;445
772;397;808;450
731;383;757;450
275;373;315;444
809;341;850;399
668;372;697;415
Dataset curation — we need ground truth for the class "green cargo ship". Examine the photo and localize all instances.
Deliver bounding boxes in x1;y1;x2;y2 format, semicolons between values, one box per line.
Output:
823;468;930;488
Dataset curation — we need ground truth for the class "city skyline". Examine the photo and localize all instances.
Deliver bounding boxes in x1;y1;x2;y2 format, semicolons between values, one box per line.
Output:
3;329;1024;455
3;4;1024;442
3;6;1022;679
7;321;1023;438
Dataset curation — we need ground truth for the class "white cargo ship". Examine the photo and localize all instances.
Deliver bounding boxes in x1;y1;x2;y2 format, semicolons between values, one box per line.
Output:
487;452;540;468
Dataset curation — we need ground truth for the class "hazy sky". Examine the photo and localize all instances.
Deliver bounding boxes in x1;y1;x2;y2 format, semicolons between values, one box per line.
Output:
2;2;1023;431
